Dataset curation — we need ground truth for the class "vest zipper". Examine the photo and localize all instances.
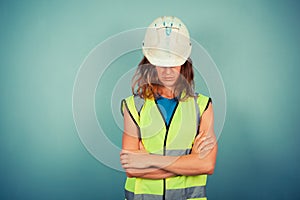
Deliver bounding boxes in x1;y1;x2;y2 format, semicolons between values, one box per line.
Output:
154;99;179;200
163;179;166;200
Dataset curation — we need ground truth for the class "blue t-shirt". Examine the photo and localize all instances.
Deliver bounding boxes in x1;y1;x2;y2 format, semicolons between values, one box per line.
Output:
156;95;178;126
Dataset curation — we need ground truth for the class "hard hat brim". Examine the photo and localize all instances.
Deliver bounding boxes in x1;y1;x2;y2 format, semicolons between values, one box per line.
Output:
143;47;191;67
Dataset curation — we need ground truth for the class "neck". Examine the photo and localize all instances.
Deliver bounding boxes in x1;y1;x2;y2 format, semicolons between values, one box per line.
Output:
158;86;175;98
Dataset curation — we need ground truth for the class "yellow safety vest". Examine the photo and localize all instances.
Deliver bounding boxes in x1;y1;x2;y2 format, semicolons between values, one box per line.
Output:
121;92;211;200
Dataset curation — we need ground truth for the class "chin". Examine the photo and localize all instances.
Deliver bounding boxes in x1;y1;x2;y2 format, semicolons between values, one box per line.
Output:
162;83;176;88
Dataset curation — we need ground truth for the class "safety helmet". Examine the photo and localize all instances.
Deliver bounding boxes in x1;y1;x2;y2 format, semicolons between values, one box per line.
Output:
142;16;192;67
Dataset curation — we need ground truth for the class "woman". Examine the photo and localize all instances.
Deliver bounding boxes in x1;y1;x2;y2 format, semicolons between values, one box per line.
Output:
120;16;218;200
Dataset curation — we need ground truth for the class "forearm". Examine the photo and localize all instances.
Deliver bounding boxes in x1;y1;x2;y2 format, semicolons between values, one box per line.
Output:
150;146;217;176
126;168;177;179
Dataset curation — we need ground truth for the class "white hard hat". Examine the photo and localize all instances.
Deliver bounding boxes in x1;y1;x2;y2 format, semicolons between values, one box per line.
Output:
142;16;192;67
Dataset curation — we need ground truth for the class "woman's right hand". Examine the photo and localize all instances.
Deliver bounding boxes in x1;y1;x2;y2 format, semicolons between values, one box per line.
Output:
192;130;216;159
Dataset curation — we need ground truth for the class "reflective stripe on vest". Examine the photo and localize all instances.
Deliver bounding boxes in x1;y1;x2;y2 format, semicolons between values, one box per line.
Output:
122;93;210;200
125;185;206;200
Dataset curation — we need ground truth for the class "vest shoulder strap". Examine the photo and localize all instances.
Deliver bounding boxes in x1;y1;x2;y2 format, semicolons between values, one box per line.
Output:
120;95;142;127
194;94;200;127
195;92;211;117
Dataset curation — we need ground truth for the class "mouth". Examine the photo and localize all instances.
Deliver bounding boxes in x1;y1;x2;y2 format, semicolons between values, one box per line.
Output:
162;77;175;81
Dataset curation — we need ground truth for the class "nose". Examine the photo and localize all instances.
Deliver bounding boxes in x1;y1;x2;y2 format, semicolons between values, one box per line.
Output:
164;67;172;75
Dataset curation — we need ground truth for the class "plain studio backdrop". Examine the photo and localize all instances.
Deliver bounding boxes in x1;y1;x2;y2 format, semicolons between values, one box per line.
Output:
0;0;299;199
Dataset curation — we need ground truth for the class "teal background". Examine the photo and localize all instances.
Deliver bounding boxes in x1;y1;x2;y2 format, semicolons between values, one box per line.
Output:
1;0;299;199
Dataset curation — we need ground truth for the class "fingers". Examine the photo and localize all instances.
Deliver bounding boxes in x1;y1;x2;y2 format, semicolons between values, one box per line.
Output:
197;136;216;159
120;149;151;169
139;140;145;150
193;131;206;151
120;153;128;163
194;130;203;145
120;149;131;156
194;130;204;143
193;130;217;158
198;130;205;138
120;149;147;169
120;150;131;169
198;136;216;152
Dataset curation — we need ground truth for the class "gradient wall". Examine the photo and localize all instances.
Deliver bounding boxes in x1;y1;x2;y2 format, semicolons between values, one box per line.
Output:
0;0;299;199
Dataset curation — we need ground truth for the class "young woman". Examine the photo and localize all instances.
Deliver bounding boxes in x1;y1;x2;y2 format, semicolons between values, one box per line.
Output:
120;16;218;200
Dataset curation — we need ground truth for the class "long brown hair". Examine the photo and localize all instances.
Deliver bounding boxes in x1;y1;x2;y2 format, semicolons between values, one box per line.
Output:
131;56;195;101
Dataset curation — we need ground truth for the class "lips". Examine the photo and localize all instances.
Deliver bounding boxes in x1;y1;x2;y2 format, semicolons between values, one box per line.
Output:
162;77;175;80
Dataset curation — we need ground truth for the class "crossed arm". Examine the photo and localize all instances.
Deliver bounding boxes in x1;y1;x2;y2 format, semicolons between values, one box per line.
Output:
120;102;218;179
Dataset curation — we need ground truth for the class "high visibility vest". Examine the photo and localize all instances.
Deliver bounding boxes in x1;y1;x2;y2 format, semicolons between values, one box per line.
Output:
121;92;211;200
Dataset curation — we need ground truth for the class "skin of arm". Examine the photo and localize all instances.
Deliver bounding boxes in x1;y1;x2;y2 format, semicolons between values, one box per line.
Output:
121;102;218;176
121;105;177;179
